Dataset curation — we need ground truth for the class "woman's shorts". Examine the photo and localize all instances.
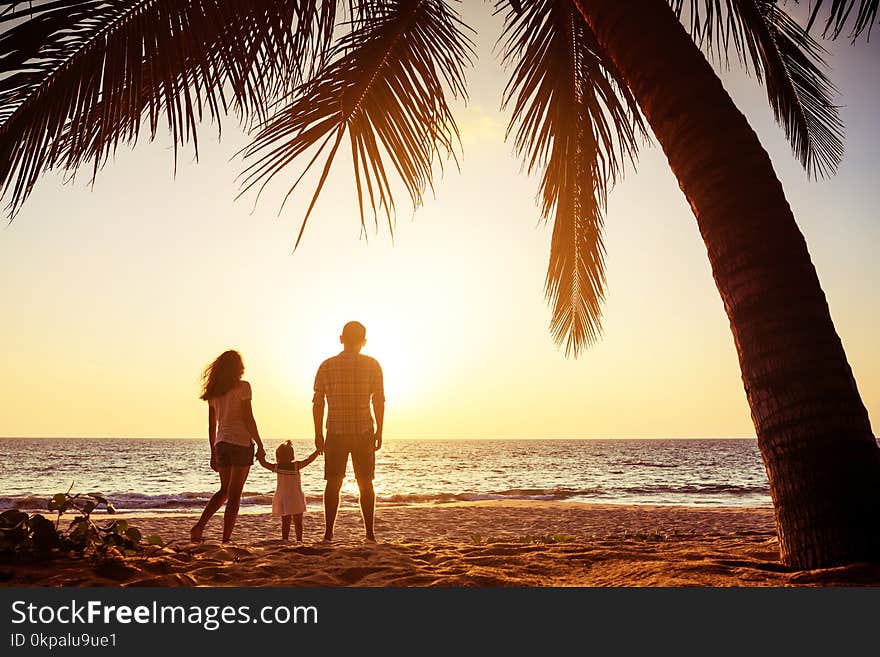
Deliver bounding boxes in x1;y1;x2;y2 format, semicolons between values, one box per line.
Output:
214;441;254;467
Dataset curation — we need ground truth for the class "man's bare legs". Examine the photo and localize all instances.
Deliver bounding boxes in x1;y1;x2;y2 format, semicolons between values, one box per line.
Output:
323;477;343;541
221;465;250;543
191;467;231;541
357;477;376;542
323;475;376;542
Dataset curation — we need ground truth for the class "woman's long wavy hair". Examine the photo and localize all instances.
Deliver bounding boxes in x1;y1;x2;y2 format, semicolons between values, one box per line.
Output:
200;350;244;401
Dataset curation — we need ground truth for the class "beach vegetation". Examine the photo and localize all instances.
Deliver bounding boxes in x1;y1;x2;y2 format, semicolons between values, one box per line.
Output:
0;0;878;569
0;488;163;559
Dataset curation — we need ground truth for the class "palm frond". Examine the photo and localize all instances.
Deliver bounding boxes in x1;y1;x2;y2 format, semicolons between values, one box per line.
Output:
804;0;878;40
672;0;844;178
0;0;329;220
238;0;474;249
498;0;645;356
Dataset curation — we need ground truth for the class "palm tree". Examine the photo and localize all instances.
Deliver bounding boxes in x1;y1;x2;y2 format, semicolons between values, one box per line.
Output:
570;0;879;570
0;0;877;569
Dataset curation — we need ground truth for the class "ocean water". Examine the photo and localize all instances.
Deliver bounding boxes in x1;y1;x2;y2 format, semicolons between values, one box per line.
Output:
0;438;772;514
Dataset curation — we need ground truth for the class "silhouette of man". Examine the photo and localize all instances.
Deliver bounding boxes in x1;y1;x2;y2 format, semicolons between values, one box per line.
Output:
313;321;384;542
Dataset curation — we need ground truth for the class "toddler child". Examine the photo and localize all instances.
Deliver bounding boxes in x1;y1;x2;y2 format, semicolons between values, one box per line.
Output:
258;440;318;541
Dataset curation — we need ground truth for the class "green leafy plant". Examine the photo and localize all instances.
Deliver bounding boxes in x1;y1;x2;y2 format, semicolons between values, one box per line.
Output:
0;487;163;558
0;509;60;554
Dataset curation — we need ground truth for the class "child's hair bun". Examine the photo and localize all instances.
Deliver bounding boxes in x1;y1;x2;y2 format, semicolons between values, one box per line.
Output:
285;440;292;446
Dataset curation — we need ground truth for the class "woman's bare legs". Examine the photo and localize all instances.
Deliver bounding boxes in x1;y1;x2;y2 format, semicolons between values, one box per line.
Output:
281;515;292;540
221;465;250;543
191;466;231;542
293;514;303;542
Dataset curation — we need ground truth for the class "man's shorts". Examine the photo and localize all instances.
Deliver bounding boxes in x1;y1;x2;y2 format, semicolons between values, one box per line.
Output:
214;441;255;468
324;432;375;481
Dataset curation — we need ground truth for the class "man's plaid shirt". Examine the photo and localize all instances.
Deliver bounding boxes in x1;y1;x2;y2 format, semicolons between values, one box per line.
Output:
313;352;384;435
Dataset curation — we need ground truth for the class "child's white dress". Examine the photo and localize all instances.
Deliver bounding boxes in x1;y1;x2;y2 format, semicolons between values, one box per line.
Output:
272;464;306;516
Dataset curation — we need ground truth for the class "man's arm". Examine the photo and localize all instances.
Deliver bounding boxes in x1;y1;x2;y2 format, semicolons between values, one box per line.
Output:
313;364;326;454
372;361;385;451
373;397;384;451
313;392;325;454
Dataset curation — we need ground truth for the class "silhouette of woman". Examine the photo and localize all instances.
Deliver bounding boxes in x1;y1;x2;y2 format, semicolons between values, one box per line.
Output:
191;350;265;542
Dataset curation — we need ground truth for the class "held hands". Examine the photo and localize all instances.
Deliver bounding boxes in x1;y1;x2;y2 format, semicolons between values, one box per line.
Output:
314;433;325;455
374;430;383;452
210;451;219;472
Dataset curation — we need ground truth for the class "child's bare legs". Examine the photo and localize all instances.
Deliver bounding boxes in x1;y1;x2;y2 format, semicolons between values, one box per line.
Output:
281;515;303;541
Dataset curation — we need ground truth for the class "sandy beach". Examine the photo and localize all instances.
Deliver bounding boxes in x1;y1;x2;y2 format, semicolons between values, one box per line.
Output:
5;501;880;587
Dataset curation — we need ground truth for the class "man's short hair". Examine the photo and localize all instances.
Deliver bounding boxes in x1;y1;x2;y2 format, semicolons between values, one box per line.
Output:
341;321;367;345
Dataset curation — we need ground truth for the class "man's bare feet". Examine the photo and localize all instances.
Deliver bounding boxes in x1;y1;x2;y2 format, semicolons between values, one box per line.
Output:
190;525;204;543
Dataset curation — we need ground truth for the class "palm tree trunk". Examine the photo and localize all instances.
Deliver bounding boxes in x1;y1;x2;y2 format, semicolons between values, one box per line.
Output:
574;0;880;569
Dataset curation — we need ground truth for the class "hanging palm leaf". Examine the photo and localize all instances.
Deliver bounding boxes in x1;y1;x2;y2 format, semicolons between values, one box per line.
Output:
498;0;646;356
0;0;332;220
672;0;844;178
238;0;474;249
804;0;878;40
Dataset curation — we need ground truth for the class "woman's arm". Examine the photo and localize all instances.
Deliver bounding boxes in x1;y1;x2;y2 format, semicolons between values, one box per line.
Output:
207;405;218;471
241;399;266;460
296;450;320;469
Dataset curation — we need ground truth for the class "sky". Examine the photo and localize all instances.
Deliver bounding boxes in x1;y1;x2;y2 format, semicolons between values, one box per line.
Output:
0;4;877;440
